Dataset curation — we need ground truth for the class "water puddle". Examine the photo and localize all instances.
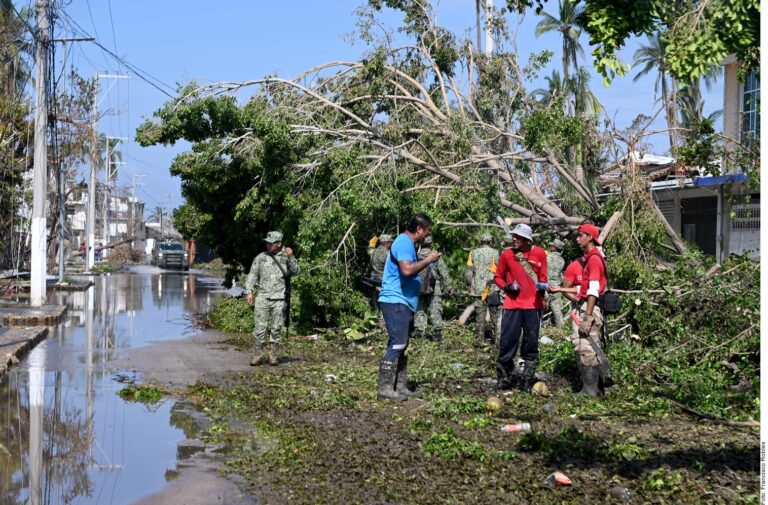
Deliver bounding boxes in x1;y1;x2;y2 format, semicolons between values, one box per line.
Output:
0;270;226;504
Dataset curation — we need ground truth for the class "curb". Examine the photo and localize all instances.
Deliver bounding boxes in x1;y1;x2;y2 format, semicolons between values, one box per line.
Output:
0;326;50;379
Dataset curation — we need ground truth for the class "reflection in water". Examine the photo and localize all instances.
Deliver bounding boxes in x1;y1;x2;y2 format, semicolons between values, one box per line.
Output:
0;272;225;504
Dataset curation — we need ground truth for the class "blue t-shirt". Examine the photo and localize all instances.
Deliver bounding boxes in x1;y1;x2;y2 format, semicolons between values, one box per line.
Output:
378;233;420;312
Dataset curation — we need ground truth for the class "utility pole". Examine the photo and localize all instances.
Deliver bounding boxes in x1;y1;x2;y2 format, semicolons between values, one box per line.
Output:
484;0;494;57
129;174;145;247
166;194;172;236
30;0;49;306
85;73;128;271
102;135;127;251
86;77;98;272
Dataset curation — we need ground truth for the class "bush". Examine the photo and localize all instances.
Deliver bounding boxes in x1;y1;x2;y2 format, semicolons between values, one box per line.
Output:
208;297;254;333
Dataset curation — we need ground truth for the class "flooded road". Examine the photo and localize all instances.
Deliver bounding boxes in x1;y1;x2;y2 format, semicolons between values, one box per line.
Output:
0;269;227;504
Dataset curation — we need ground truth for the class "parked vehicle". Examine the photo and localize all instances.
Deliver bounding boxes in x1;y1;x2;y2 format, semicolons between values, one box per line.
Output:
151;241;189;270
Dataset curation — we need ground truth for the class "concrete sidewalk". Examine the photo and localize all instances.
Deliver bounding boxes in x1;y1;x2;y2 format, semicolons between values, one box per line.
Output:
0;326;49;379
0;303;67;380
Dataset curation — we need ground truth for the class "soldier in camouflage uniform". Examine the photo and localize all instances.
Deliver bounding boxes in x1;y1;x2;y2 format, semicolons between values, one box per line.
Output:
546;239;566;328
245;231;300;366
496;233;515;341
466;233;500;344
414;236;454;342
367;234;393;327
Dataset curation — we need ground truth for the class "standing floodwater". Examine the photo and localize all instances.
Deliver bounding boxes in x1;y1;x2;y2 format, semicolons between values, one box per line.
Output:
0;270;225;504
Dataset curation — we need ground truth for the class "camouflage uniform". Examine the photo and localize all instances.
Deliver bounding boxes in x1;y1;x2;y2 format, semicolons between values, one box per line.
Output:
466;234;500;343
368;234;392;327
546;242;565;328
414;238;453;339
245;232;300;349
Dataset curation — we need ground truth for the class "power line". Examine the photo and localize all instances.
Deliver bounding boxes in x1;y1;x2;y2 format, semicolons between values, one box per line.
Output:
58;10;175;98
84;0;112;71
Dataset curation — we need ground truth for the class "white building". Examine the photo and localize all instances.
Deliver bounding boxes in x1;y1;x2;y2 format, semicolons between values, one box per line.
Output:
653;58;759;261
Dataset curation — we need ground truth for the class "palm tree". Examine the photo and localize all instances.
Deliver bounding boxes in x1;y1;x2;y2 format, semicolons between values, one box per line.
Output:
678;65;723;127
535;0;585;92
571;67;601;116
533;69;566;105
147;206;164;223
632;33;679;152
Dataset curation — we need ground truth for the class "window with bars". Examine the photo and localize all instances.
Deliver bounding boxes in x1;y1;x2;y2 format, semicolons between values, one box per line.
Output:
741;71;760;143
732;204;760;231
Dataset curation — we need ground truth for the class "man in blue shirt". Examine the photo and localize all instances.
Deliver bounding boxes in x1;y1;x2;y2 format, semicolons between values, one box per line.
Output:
377;213;442;401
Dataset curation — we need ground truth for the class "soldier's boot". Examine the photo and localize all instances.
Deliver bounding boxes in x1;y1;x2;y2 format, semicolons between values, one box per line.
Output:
377;359;407;401
475;321;487;345
431;329;443;343
250;343;264;366
395;355;423;398
268;343;279;366
520;360;538;394
575;365;601;397
492;363;512;391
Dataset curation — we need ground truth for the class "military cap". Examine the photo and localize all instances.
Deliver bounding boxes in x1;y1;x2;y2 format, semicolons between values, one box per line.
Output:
551;238;565;250
264;231;283;243
423;236;433;245
479;233;493;242
378;234;393;243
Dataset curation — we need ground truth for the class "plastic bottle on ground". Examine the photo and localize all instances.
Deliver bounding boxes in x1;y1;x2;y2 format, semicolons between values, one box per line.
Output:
501;422;531;433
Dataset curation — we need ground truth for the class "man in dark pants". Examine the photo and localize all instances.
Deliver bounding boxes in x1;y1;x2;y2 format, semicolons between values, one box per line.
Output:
377;214;442;401
492;224;548;393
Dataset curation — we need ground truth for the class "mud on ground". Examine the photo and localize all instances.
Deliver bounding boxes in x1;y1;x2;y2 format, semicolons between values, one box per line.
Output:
126;323;758;504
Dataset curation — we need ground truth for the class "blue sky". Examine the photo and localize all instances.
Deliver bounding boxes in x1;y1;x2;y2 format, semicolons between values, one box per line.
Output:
52;0;723;214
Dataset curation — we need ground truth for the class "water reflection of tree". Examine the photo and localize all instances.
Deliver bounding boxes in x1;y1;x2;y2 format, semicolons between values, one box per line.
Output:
0;373;95;504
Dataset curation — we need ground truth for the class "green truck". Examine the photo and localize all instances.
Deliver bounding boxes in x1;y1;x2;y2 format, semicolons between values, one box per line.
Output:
151;241;189;270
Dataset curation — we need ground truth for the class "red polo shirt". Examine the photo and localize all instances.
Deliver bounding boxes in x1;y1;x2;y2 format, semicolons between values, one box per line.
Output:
494;246;548;310
578;248;607;301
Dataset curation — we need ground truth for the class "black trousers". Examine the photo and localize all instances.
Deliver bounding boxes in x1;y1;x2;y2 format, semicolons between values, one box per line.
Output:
497;309;541;367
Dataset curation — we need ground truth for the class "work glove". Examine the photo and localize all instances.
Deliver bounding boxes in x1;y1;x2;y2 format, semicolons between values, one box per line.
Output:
536;281;549;292
504;280;520;294
578;314;595;336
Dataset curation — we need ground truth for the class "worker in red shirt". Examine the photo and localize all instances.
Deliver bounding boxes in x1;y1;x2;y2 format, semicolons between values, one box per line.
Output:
574;223;609;397
549;257;581;335
492;224;548;393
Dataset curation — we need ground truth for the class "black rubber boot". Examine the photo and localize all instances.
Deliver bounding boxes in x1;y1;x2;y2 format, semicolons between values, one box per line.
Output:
520;360;537;394
378;360;407;401
395;355;423;398
575;365;601;397
431;329;443;343
492;363;512;391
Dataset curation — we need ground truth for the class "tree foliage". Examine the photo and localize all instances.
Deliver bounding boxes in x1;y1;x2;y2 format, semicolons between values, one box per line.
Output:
507;0;759;84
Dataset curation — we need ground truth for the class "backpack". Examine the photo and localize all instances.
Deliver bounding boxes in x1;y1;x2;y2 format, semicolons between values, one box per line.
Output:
581;255;622;315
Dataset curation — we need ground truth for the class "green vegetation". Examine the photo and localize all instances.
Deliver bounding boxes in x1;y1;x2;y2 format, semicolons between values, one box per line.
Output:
117;384;165;403
177;322;758;503
207;297;254;333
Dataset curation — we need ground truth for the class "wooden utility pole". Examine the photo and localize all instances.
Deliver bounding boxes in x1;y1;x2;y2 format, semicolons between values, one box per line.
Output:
30;0;49;306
